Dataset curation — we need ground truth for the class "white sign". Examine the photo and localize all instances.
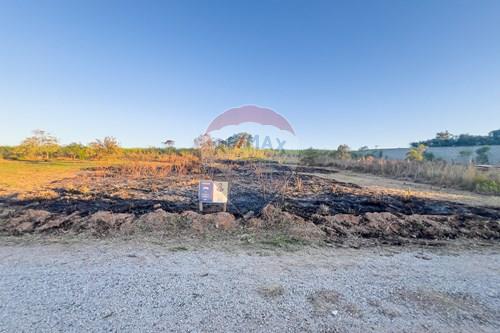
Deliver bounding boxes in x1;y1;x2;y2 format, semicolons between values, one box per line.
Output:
199;180;229;204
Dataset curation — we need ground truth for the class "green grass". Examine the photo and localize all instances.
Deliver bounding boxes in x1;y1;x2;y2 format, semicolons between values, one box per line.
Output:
0;159;104;194
259;235;309;249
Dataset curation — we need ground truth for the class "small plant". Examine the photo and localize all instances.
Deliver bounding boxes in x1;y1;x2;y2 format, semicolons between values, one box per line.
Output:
406;144;426;161
260;235;309;249
299;148;321;165
295;174;303;192
423;151;436;161
459;150;474;164
257;284;285;298
473;175;500;194
402;188;413;202
169;246;189;252
475;146;490;164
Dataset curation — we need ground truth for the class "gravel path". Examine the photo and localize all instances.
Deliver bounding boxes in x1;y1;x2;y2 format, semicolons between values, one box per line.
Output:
1;240;499;332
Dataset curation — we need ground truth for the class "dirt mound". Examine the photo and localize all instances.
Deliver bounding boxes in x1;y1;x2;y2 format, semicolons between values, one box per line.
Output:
1;203;498;244
0;207;242;237
257;204;326;240
86;211;136;236
2;209;52;234
312;211;499;242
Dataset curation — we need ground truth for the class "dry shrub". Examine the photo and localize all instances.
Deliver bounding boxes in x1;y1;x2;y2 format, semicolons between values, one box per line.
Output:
319;157;500;195
213;147;269;160
101;153;200;178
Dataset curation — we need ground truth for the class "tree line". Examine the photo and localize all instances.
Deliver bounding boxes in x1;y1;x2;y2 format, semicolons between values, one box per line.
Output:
411;129;500;147
0;130;187;161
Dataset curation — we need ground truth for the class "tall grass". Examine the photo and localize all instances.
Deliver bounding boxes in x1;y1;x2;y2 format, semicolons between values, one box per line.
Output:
103;153;200;178
302;154;500;195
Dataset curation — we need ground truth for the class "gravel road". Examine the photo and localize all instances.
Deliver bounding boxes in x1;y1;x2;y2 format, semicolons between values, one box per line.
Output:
1;240;499;332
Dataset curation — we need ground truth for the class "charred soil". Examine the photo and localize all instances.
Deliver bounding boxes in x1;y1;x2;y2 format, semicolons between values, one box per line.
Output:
1;161;499;245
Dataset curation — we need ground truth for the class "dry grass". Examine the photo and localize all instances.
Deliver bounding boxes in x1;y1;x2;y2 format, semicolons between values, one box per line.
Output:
0;159;111;195
0;152;200;195
305;156;500;195
257;284;285;298
395;289;496;323
212;147;269;160
103;153;200;178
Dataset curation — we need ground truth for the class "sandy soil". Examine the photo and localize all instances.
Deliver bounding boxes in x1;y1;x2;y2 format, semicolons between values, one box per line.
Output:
1;239;499;332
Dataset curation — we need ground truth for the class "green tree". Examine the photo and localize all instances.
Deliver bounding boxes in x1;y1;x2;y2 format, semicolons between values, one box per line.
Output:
299;148;320;165
475;146;490;164
63;143;89;160
15;130;59;160
226;133;253;149
423;151;436;161
489;129;500;139
406;144;426;161
459;150;473;164
436;130;454;140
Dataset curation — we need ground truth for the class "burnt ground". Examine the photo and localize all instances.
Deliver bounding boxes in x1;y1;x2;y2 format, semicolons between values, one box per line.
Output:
0;161;499;244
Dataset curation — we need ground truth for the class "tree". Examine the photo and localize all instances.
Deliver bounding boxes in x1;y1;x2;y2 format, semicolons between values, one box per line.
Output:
475;146;490;164
89;137;121;159
336;144;351;160
459;150;473;164
194;134;214;151
16;130;59;160
406;144;426;161
436;131;454;140
412;129;500;147
226;133;253;149
423;151;436;161
300;148;320;165
63;143;89;160
162;140;175;148
213;138;227;148
489;129;500;139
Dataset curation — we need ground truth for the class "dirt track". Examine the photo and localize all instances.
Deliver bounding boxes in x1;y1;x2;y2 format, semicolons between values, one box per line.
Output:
1;240;499;332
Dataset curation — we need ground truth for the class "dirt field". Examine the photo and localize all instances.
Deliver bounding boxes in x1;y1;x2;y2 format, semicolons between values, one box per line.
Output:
0;160;499;245
1;160;499;332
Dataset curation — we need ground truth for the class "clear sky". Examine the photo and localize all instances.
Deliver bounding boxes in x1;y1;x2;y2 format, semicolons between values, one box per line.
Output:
1;0;499;149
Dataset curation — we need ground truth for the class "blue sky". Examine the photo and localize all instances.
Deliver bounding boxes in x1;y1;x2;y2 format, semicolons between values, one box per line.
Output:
1;0;499;149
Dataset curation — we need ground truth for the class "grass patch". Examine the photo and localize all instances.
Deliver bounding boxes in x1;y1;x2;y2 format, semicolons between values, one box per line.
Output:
169;245;189;252
257;284;285;298
0;160;92;193
259;235;309;249
0;159;122;194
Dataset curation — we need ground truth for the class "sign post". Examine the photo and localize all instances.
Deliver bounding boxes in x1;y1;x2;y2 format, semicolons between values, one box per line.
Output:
198;180;229;212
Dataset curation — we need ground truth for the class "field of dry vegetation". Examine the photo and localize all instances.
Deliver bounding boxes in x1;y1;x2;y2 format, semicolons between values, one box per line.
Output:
300;150;500;195
1;152;499;247
1;129;499;247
